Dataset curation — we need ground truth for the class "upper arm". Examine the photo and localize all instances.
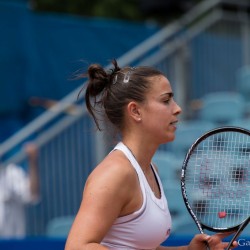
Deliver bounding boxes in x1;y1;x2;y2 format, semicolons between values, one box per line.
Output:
65;155;136;248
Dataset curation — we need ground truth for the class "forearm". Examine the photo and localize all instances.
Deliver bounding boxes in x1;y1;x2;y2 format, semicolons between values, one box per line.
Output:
29;157;39;198
25;143;40;199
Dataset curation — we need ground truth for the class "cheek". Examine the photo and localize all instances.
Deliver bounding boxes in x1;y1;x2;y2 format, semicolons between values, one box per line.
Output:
159;109;172;124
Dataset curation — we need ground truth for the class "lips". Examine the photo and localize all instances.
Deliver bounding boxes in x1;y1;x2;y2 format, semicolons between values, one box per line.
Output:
170;120;178;125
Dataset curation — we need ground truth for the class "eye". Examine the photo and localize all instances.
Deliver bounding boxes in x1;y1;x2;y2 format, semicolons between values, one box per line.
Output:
163;99;171;104
161;93;174;105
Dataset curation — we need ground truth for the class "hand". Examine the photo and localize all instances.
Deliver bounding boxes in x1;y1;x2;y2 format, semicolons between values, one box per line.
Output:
24;143;38;161
188;232;238;250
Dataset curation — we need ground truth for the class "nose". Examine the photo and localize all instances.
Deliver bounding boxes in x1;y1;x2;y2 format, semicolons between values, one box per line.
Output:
173;100;182;115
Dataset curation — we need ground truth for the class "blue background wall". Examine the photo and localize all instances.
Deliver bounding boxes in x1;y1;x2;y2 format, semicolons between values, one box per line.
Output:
0;0;159;141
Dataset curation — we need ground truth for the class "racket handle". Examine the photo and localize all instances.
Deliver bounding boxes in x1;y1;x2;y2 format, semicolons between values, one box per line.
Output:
200;231;210;250
198;227;210;250
205;241;210;250
225;216;250;250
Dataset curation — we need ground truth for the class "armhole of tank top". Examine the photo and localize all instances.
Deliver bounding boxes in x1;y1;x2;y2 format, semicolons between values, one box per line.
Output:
150;163;164;197
150;163;169;210
112;143;147;223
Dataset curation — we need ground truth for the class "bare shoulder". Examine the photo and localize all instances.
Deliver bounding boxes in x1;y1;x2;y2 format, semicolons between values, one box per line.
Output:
84;149;137;198
66;150;140;248
96;150;135;177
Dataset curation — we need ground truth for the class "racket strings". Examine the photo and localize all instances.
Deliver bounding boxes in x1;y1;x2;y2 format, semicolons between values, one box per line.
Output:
185;131;250;229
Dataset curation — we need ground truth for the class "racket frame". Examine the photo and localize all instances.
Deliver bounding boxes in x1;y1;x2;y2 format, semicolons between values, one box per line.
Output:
180;126;250;233
226;215;250;250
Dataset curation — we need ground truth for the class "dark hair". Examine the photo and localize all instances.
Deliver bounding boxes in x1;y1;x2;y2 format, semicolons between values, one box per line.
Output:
83;59;163;131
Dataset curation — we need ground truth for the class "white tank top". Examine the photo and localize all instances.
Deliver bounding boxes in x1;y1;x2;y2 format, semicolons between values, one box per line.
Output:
101;142;172;250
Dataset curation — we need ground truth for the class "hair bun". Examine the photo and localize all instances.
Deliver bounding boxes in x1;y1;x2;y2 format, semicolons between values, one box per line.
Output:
87;64;109;96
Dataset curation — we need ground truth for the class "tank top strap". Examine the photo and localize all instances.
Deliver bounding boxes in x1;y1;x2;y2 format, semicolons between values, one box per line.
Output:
112;142;147;224
113;142;168;211
113;142;145;177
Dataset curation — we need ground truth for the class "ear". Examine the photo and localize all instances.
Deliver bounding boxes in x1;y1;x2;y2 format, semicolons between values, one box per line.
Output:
127;101;142;122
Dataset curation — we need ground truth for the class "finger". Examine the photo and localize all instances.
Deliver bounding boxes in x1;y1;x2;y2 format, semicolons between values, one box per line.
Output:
225;240;238;249
191;234;211;250
193;233;210;242
213;231;236;240
207;237;238;249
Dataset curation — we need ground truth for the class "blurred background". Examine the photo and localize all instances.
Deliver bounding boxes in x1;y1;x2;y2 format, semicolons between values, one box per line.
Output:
0;0;250;249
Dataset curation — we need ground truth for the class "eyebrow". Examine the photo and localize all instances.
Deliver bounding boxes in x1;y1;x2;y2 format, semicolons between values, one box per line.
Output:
161;92;174;98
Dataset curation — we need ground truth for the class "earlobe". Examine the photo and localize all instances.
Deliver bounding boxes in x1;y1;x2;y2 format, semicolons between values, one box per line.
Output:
134;114;142;123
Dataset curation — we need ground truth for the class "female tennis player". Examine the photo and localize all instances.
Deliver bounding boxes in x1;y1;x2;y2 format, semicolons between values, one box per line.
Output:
65;60;238;250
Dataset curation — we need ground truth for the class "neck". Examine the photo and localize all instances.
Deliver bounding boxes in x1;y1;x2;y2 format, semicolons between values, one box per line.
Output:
122;140;156;173
123;141;160;197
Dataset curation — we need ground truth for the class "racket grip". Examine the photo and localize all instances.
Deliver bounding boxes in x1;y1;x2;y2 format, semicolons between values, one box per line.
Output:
205;241;210;250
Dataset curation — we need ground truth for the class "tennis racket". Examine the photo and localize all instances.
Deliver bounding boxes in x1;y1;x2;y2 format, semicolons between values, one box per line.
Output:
181;126;250;250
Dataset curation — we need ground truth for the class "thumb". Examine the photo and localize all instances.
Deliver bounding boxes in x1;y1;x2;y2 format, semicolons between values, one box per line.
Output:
189;234;211;250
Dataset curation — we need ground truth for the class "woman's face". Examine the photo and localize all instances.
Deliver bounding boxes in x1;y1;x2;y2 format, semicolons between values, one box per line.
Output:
140;75;182;144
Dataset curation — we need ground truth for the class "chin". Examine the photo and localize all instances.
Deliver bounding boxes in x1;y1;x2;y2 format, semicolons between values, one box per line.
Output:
167;134;176;142
162;135;175;144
